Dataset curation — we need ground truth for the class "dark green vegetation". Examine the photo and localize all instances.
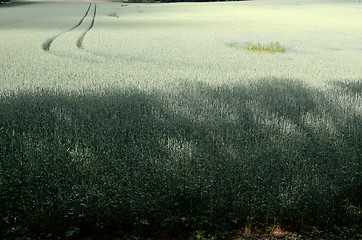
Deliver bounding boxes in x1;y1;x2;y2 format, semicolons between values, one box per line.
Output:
0;79;361;239
244;42;286;54
228;42;286;54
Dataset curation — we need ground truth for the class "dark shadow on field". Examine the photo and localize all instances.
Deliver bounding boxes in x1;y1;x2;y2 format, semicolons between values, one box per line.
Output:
0;79;361;236
333;79;362;95
0;2;40;8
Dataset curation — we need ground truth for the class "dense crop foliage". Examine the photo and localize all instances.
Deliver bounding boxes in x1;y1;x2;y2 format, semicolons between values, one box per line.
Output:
0;0;361;238
0;80;360;238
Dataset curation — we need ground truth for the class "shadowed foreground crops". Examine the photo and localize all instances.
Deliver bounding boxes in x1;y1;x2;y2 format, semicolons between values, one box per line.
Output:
0;79;360;238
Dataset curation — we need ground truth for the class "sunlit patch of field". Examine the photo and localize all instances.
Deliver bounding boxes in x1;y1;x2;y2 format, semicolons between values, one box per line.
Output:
0;0;361;238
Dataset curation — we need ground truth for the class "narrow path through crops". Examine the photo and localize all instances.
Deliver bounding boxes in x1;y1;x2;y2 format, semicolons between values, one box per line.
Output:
42;3;96;52
77;4;97;49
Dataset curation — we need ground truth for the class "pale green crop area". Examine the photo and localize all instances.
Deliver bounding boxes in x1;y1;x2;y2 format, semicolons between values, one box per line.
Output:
0;0;361;237
0;0;362;91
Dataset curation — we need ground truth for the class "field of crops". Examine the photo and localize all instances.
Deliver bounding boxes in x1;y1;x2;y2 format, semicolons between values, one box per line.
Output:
0;0;361;238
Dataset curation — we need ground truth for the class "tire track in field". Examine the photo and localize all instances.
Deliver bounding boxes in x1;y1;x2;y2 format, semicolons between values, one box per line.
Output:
42;3;92;51
77;4;97;49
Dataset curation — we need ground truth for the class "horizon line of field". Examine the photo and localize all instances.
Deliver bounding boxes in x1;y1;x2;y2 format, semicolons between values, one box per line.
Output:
42;3;97;52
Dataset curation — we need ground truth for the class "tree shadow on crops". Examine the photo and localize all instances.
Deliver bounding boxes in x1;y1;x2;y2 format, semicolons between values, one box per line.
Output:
0;78;361;236
333;79;362;95
0;2;40;8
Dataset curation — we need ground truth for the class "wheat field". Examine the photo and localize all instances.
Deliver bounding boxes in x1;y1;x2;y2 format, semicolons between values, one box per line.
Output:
0;0;361;238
